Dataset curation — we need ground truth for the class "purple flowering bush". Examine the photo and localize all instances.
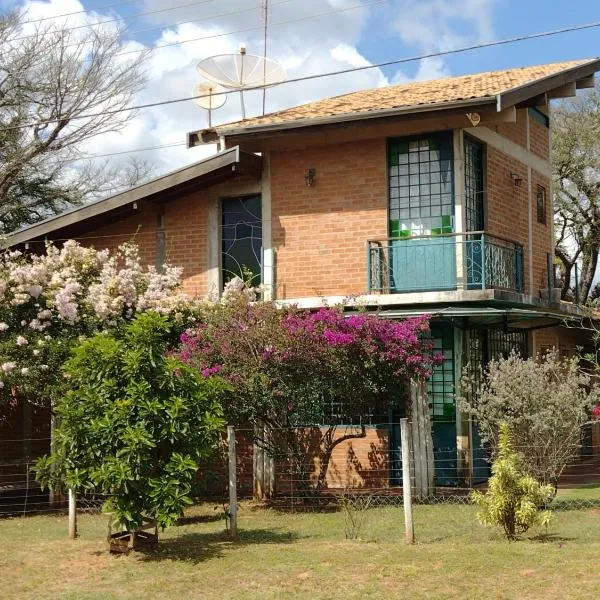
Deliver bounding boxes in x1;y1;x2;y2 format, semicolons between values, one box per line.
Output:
175;295;437;492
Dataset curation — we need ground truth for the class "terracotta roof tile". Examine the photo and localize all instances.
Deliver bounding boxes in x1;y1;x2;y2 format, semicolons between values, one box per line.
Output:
218;59;591;131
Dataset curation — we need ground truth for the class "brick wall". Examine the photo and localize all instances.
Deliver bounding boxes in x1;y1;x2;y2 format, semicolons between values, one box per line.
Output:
485;145;533;292
530;116;550;159
494;108;528;148
271;139;388;299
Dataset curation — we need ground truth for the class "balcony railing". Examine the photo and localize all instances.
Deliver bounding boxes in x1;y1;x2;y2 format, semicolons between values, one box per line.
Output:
367;232;524;294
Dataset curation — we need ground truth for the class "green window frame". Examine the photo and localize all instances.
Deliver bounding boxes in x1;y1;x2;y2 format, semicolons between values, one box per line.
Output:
388;133;454;237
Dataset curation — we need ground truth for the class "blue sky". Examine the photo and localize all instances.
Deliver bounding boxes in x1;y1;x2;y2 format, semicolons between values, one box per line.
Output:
9;0;600;172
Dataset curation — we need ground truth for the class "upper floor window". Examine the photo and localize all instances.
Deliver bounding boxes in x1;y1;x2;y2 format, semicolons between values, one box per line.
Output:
221;194;262;288
536;186;547;225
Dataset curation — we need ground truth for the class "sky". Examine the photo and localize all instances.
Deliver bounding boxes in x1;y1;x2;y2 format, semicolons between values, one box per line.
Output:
3;0;600;177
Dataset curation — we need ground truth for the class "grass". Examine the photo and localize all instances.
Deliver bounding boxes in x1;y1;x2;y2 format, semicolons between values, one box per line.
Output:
1;498;600;600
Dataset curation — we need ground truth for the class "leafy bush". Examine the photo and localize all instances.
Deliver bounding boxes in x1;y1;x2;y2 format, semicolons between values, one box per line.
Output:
176;294;437;492
471;425;554;540
0;241;202;409
34;312;225;534
460;351;598;490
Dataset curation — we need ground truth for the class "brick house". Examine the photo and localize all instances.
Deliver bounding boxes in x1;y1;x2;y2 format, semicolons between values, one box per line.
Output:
4;58;600;494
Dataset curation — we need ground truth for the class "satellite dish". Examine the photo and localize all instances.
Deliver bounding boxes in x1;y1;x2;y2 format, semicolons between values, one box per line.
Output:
194;83;227;127
196;47;286;120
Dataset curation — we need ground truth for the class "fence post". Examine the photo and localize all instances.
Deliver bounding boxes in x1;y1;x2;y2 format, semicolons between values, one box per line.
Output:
227;425;238;540
68;489;77;539
400;418;415;544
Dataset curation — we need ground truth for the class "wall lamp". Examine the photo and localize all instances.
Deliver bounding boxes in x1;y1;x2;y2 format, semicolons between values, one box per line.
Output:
510;171;523;187
304;167;317;186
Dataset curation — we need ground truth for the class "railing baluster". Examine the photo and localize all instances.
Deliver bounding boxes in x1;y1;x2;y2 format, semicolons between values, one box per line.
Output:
481;234;486;290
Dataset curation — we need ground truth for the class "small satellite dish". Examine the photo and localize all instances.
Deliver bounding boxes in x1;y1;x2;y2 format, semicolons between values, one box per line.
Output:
196;47;286;120
194;83;227;127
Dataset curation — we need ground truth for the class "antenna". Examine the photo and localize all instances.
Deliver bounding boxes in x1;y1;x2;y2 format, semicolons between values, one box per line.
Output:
258;0;269;115
193;82;227;128
196;48;286;121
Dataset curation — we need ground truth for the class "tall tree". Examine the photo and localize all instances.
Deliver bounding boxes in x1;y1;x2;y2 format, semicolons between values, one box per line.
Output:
552;89;600;302
0;12;151;233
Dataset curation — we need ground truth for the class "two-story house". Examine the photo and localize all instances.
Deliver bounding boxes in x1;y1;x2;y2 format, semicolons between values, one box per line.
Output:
5;58;600;491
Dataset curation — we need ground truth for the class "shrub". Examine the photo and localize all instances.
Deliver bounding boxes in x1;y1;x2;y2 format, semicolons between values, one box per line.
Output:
471;424;554;540
34;312;225;536
460;351;598;490
0;241;202;409
176;294;438;492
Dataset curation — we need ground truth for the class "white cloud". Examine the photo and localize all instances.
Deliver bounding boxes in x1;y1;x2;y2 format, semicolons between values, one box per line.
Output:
9;0;496;182
390;0;496;81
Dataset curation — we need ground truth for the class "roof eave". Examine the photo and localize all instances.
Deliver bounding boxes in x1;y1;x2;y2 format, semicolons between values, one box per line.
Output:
188;96;497;146
5;147;262;248
495;57;600;111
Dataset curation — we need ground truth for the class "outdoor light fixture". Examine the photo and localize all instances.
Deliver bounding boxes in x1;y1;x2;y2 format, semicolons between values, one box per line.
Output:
510;171;523;187
304;167;317;186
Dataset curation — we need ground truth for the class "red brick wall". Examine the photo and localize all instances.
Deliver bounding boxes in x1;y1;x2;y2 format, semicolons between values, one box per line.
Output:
530;169;553;295
271;139;388;299
494;108;528;148
530;117;550;159
485;146;533;293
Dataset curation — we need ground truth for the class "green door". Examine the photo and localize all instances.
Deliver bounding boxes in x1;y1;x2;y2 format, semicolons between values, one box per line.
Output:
388;134;455;292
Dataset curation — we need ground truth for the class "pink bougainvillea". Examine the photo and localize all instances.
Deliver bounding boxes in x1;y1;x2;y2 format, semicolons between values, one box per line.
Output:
592;405;600;420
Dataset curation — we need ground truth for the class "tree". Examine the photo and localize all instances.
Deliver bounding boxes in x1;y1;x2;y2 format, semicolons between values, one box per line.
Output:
0;11;151;233
460;351;598;493
34;313;225;540
0;241;200;410
176;291;437;493
552;89;600;302
471;424;554;540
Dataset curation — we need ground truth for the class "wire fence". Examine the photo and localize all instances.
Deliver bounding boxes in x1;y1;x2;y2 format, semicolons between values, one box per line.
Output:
2;422;600;545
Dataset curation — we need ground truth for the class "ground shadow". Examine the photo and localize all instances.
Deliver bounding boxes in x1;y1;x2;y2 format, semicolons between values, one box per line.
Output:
136;528;297;564
176;513;225;526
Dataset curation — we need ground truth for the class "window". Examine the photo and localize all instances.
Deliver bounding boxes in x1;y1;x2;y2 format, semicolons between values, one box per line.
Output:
221;195;262;287
388;133;454;236
536;186;547;225
528;107;550;128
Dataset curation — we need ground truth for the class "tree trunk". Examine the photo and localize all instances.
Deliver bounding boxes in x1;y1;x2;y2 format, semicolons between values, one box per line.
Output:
316;425;367;491
579;246;599;303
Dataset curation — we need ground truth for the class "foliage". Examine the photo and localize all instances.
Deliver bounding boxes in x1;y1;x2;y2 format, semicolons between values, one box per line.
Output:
552;89;600;302
471;424;554;540
460;351;598;489
338;491;373;540
176;291;437;491
0;12;153;232
34;313;225;533
0;241;203;408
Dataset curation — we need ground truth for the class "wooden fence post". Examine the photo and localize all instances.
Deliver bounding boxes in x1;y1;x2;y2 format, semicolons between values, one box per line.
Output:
400;418;415;544
68;489;77;539
227;426;238;539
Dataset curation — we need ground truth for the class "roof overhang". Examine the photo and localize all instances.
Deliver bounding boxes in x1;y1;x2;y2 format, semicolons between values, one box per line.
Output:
188;58;600;147
375;306;583;331
5;147;262;248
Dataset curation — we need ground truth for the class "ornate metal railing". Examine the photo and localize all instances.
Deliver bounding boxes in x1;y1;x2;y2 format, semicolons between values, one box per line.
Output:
367;232;524;294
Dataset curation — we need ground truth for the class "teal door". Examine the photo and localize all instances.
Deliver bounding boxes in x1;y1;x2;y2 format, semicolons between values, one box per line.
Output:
429;324;458;486
388;135;456;293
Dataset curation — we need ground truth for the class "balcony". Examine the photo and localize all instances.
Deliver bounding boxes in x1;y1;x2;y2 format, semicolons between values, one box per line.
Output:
367;232;524;295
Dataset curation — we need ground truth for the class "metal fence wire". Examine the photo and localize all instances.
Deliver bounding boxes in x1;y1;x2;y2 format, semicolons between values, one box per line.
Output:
2;423;600;544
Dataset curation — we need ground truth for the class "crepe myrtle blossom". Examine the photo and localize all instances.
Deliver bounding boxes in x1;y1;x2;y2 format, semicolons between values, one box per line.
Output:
0;241;205;405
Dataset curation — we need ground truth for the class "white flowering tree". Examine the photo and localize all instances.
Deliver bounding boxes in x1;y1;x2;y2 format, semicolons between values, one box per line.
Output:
0;241;201;408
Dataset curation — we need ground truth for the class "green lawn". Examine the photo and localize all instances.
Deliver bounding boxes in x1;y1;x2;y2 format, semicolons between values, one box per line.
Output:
1;499;599;600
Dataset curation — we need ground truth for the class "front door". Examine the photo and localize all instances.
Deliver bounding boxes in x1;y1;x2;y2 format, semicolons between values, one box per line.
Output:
388;134;456;292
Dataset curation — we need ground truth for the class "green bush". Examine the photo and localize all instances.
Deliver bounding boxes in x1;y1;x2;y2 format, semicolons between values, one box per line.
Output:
471;424;554;540
34;312;226;535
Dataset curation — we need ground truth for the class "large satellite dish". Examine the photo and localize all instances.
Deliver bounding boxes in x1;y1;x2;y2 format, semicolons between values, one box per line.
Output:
194;82;227;127
196;47;286;120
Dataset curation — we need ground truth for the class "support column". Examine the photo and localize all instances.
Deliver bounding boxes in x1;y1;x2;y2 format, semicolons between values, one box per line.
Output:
409;379;434;498
454;328;471;485
453;130;466;289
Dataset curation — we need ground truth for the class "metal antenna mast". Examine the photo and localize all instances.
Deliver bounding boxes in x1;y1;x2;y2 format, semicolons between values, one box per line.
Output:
259;0;269;115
